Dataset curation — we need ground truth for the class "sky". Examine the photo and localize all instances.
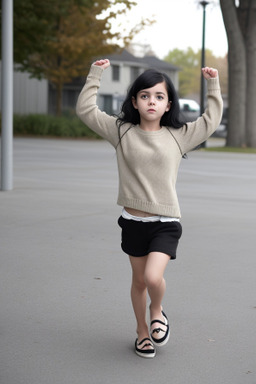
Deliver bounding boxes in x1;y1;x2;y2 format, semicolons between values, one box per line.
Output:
112;0;228;59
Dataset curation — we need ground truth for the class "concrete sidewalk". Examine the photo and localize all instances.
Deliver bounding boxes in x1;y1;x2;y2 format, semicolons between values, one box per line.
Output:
1;138;255;384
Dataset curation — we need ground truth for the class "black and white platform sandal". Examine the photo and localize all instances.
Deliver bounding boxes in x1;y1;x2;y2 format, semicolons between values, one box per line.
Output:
135;337;156;358
150;310;170;347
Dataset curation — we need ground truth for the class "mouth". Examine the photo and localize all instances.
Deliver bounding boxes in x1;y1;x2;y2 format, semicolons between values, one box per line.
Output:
147;109;156;112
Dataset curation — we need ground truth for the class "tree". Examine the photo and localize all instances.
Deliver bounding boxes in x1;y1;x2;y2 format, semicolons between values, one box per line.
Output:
220;0;256;147
164;48;201;97
0;0;151;115
164;47;227;98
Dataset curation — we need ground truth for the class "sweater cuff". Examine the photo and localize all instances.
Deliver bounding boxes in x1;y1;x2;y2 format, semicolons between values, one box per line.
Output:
89;64;104;79
207;76;220;91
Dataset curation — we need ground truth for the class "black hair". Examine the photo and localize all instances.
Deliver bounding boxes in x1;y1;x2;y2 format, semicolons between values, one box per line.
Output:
116;68;185;136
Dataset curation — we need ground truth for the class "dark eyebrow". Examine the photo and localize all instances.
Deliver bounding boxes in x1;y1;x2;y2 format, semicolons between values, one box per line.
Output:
139;90;166;95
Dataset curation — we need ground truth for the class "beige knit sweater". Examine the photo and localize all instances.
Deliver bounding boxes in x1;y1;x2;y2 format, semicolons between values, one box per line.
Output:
76;65;223;218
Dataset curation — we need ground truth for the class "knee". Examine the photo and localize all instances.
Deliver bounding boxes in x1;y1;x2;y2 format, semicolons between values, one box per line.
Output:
144;273;163;290
132;275;146;291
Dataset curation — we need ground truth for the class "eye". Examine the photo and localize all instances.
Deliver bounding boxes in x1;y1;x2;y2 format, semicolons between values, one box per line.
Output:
157;95;164;100
141;94;148;99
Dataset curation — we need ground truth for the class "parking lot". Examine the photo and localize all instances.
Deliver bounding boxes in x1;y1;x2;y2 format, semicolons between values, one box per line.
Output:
1;137;255;384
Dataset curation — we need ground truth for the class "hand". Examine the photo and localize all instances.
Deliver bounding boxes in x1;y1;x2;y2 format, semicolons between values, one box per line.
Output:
202;67;218;79
93;59;110;70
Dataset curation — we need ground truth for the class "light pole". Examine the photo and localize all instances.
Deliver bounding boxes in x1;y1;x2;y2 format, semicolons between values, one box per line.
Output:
1;0;13;190
200;1;209;147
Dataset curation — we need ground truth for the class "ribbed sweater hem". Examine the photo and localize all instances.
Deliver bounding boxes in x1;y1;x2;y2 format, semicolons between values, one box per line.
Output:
117;197;181;218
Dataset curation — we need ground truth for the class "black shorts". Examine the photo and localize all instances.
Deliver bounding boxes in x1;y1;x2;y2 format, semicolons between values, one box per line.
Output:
118;216;182;260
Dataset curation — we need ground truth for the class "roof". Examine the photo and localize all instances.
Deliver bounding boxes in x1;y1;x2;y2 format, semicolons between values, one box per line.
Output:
140;55;180;71
107;49;139;63
107;49;180;71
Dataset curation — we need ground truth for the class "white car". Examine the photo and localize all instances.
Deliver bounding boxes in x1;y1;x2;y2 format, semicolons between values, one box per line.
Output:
179;99;200;122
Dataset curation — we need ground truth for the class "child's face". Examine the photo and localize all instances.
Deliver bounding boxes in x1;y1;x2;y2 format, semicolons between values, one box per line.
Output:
132;82;171;126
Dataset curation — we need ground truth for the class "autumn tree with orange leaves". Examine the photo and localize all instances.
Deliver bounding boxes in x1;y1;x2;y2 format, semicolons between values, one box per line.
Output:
3;0;152;115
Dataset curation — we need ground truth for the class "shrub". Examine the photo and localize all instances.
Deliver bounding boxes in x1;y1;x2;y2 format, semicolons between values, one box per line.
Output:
0;114;101;139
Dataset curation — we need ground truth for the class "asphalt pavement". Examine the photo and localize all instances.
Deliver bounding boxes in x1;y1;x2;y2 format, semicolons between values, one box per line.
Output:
1;137;255;384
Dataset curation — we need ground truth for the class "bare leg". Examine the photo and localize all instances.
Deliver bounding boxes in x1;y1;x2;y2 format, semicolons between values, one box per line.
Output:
129;256;151;348
144;252;170;340
129;252;170;346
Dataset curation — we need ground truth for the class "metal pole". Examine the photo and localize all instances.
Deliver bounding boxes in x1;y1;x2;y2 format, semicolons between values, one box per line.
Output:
1;0;13;191
200;2;209;115
199;1;209;148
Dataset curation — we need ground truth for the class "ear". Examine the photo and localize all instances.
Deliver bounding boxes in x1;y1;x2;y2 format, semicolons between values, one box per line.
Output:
166;101;172;112
132;96;138;109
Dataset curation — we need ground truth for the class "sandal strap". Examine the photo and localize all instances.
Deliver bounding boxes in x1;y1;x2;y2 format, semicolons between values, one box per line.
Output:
150;310;168;327
137;337;153;347
150;319;166;326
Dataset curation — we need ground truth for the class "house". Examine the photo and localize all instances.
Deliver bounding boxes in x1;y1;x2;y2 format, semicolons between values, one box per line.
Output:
0;50;180;116
0;62;48;115
92;49;179;115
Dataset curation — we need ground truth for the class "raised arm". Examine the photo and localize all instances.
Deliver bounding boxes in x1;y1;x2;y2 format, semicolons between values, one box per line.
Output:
171;67;223;154
76;59;119;147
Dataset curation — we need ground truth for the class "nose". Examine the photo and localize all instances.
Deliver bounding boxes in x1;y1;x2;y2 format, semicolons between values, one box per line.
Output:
149;97;155;105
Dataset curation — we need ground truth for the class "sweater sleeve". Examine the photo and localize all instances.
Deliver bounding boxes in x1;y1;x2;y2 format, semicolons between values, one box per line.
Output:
172;77;223;155
76;65;119;147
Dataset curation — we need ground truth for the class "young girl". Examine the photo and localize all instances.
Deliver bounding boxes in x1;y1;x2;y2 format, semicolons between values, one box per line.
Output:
76;59;223;358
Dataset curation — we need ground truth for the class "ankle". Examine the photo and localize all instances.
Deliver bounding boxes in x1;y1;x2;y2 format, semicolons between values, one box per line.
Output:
137;323;150;341
149;304;163;320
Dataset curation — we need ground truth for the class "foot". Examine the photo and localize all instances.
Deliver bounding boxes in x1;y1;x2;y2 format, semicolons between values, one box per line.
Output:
135;338;156;358
150;310;170;346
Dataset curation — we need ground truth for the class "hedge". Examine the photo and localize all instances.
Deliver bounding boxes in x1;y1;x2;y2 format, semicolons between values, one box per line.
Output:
0;114;101;139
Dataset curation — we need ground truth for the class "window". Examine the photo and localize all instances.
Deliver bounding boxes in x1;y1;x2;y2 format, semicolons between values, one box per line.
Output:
103;95;113;114
112;65;120;81
130;67;140;83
